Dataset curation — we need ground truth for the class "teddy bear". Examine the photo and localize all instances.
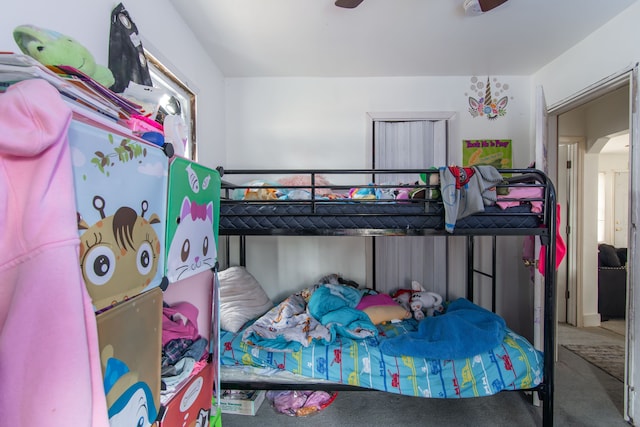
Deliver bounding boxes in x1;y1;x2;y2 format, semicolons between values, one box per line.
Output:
392;281;443;320
13;24;115;88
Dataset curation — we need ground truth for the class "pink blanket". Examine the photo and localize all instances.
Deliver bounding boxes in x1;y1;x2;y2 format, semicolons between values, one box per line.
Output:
496;186;543;213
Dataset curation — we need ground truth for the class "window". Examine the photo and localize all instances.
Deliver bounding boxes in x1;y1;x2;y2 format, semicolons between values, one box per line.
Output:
145;50;197;161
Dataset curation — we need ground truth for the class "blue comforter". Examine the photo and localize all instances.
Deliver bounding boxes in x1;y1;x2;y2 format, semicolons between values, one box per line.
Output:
307;284;377;342
379;298;506;359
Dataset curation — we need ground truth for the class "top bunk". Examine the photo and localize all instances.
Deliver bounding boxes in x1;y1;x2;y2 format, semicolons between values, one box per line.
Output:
216;167;556;237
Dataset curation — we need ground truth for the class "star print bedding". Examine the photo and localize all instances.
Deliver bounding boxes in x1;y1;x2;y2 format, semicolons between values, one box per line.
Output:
220;301;543;398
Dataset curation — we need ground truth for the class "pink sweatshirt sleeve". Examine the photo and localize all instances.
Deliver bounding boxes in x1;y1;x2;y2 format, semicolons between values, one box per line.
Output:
0;79;109;427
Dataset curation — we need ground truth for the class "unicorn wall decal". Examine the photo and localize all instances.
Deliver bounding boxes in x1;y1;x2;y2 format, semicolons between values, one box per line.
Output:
467;76;509;120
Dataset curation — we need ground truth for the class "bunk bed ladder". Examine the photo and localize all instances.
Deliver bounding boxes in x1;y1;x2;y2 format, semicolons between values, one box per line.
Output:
466;235;497;312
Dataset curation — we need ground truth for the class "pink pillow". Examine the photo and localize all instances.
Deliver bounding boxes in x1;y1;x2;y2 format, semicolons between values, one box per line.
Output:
356;293;398;310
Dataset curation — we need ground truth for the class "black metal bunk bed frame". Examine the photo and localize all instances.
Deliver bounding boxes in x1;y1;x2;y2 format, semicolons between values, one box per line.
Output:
215;167;557;427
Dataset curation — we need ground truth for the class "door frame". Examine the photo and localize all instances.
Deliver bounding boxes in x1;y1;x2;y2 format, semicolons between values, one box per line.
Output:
557;139;580;326
544;64;638;423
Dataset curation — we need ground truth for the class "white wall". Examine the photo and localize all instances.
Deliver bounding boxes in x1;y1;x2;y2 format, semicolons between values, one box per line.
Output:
224;75;535;332
534;1;639;326
225;76;533;169
534;1;640;108
3;0;226;169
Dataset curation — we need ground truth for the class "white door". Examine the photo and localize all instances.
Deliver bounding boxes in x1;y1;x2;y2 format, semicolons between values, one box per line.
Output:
534;85;550;357
534;85;559;412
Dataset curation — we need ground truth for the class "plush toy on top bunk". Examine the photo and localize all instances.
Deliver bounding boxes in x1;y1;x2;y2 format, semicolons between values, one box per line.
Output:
419;167;442;200
392;281;444;320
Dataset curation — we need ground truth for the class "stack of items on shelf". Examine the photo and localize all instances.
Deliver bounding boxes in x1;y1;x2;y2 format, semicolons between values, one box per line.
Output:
0;51;188;157
2;19;191;156
160;301;209;402
0;53;143;128
157;275;219;427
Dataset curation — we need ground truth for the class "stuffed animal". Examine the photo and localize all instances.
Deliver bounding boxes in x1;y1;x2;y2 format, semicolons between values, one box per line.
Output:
277;174;334;196
419;167;441;200
396;183;431;201
13;24;115;88
409;281;444;320
391;288;413;313
349;186;376;199
235;180;282;200
394;187;411;200
392;281;443;320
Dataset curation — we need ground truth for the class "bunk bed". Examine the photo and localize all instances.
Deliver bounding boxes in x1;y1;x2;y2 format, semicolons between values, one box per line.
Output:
214;167;557;426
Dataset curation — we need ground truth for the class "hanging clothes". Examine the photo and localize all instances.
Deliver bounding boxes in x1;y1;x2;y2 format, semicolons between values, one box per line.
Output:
521;203;567;276
108;2;154;93
0;79;109;427
439;165;504;233
538;203;567;275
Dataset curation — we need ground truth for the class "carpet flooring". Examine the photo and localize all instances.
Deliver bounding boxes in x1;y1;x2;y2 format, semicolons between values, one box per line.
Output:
563;344;625;382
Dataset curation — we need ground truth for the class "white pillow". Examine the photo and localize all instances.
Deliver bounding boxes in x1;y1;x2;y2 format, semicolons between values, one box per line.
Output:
218;266;274;333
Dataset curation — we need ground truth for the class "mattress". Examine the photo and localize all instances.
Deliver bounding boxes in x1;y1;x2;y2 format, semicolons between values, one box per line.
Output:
219;202;541;234
220;320;543;399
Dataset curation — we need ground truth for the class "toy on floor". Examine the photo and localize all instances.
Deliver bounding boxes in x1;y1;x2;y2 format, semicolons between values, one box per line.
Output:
392;281;443;320
13;24;115;88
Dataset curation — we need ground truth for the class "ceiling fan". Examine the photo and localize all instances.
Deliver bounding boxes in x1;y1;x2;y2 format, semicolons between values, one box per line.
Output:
334;0;364;8
335;0;509;13
463;0;509;14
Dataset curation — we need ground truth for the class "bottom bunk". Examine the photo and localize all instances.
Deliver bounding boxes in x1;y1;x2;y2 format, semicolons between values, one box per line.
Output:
217;270;549;424
220;318;542;399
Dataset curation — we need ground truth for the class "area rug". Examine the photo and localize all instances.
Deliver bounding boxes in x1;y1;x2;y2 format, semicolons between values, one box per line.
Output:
563;344;625;382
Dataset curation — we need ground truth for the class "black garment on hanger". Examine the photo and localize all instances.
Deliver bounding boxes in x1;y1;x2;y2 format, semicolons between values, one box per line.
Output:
108;2;153;93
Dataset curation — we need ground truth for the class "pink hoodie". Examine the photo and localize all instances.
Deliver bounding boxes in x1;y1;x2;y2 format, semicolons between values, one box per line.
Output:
0;80;109;426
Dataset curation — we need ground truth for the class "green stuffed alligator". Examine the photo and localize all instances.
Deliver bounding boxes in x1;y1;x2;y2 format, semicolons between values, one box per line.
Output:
13;24;115;88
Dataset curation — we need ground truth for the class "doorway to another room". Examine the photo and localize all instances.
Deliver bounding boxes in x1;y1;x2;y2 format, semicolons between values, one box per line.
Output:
551;75;633;420
555;83;630;328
